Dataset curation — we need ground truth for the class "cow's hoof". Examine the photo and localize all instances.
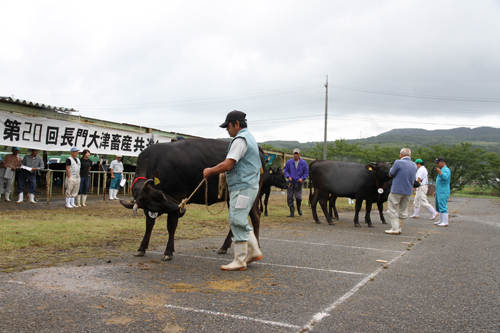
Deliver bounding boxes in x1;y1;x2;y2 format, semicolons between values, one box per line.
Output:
367;224;374;228
315;221;321;224
328;222;335;226
162;254;173;261
354;223;361;228
134;251;146;257
381;221;388;224
217;248;227;254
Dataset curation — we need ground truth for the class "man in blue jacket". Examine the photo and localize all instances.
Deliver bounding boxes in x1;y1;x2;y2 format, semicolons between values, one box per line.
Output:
284;148;309;217
433;156;451;227
386;148;417;235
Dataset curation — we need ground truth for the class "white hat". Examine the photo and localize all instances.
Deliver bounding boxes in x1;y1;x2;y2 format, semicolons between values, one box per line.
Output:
293;148;301;154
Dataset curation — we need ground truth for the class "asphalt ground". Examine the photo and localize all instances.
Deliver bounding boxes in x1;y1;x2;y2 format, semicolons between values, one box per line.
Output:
1;196;499;332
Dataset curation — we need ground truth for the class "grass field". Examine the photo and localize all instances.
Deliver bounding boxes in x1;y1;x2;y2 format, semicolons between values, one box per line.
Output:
0;191;356;273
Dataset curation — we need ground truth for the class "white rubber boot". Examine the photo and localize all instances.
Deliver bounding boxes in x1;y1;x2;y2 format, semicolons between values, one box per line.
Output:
65;197;73;208
71;197;78;208
437;213;449;227
82;195;87;207
434;213;442;225
16;192;23;204
221;242;248;271
429;207;438;220
76;195;82;207
29;193;37;204
246;230;263;264
385;219;401;235
5;192;11;202
113;189;119;200
109;189;114;200
410;207;420;218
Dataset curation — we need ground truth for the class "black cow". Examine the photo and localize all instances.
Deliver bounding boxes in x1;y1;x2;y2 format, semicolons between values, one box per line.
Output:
328;179;393;224
259;166;288;216
120;139;265;261
309;160;391;227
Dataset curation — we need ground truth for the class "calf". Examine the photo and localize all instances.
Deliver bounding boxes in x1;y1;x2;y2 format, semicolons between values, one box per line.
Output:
259;166;288;216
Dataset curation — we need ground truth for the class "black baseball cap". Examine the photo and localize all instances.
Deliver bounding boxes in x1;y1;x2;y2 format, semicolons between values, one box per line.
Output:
220;110;247;128
434;157;446;163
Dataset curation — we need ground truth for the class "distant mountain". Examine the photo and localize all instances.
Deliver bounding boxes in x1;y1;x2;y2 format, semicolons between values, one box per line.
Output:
258;126;500;154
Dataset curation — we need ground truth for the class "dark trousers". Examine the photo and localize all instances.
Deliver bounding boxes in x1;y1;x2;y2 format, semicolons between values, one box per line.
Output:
78;176;90;195
287;182;303;207
17;169;36;194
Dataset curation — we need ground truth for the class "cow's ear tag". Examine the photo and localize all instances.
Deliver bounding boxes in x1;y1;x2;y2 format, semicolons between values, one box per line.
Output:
154;177;160;185
260;167;264;174
270;170;273;174
368;167;373;171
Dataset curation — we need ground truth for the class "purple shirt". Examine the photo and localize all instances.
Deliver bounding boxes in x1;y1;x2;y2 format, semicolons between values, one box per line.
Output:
284;158;309;184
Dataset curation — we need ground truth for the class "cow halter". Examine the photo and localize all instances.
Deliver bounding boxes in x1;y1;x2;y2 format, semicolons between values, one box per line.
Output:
130;176;148;192
371;169;384;194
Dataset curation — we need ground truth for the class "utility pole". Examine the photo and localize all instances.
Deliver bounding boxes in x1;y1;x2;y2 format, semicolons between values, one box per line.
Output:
323;75;328;160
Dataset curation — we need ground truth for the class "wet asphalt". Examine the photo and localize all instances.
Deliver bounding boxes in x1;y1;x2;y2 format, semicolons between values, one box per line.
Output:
0;196;499;332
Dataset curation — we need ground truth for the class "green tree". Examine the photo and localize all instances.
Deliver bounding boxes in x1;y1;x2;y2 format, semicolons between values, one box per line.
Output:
306;139;364;162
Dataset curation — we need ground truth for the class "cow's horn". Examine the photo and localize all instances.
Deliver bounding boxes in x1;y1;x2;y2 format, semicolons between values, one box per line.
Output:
133;203;138;215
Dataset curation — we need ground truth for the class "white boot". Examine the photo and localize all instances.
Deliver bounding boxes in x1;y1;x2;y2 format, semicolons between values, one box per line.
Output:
109;189;114;200
437;213;449;227
246;230;263;264
113;189;119;200
221;242;248;271
429;207;438;220
76;195;82;207
82;195;87;207
71;197;78;208
65;197;73;208
434;213;442;225
29;193;37;204
5;192;11;202
385;219;401;234
410;207;420;218
16;192;23;204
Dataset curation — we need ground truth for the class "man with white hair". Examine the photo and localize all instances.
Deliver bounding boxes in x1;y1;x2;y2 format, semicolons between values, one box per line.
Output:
385;148;417;235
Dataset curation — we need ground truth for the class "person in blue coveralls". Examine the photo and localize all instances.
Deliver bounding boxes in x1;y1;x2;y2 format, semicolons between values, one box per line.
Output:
283;148;309;217
203;110;263;271
433;156;451;227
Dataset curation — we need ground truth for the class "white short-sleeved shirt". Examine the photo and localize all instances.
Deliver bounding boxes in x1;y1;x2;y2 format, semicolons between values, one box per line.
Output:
226;138;248;162
110;160;124;173
415;165;428;185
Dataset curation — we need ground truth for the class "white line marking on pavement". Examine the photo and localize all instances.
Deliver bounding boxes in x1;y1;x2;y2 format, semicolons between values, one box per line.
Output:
153;252;365;275
6;280;26;284
261;237;405;253
300;253;404;332
164;304;301;330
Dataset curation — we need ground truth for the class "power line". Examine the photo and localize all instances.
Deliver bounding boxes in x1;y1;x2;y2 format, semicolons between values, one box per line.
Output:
329;84;500;102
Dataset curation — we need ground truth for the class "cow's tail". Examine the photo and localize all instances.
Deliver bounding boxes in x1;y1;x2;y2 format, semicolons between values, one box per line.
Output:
308;160;317;207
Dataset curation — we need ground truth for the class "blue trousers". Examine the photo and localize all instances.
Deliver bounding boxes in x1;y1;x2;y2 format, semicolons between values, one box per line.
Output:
228;185;259;242
17;169;37;194
78;176;90;195
110;173;122;190
435;193;449;213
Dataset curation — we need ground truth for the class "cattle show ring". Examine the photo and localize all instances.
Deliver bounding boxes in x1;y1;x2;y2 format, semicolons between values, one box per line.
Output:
1;98;499;332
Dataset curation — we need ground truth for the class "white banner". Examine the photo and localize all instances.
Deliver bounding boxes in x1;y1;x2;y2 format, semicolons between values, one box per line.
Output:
0;111;171;156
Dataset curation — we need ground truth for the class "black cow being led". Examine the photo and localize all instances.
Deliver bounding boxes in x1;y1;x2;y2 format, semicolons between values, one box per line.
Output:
120;139;265;261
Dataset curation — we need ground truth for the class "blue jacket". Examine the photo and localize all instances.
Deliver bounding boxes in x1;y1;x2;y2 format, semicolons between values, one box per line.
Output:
436;165;451;196
284;158;309;184
226;128;261;192
389;157;417;196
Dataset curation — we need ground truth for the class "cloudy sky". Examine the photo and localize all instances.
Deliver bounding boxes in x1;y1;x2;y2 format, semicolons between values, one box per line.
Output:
1;0;500;143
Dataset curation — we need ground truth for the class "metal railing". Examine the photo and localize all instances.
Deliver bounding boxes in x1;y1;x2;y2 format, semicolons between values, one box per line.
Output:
42;169;135;203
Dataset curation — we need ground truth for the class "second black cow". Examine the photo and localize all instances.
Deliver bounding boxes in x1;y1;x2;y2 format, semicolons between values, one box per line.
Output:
309;160;391;227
